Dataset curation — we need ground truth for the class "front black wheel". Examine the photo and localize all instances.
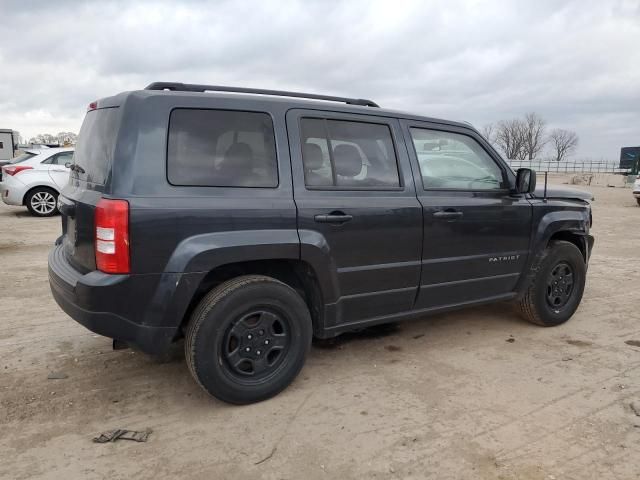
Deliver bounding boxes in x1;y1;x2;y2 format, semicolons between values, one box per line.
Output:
185;275;312;404
519;240;586;326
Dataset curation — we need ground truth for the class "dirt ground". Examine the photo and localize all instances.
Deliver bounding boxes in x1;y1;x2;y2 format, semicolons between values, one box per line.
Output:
1;184;639;480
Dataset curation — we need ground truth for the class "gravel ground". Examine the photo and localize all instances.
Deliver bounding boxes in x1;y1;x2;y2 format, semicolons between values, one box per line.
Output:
1;184;639;480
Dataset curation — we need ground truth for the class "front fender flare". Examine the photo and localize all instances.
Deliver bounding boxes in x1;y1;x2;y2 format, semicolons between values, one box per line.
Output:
515;209;591;296
531;209;590;256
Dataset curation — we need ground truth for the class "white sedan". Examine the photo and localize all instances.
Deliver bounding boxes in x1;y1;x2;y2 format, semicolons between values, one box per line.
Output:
634;176;640;206
0;148;74;216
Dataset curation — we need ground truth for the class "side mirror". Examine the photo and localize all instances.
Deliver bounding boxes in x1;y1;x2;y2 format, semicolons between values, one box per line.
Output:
515;168;536;194
65;162;72;169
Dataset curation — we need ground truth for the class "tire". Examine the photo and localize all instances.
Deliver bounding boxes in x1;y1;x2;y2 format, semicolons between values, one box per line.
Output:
25;187;58;217
519;240;586;326
185;275;312;404
636;198;640;207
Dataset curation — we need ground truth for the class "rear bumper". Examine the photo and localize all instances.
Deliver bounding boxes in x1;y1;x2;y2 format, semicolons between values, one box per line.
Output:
48;244;179;355
0;181;24;206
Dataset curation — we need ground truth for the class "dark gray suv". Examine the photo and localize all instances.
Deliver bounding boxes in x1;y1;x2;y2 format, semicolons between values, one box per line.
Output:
49;82;594;404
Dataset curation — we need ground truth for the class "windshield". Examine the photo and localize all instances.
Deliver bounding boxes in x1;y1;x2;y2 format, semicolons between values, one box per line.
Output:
9;152;37;164
73;107;119;184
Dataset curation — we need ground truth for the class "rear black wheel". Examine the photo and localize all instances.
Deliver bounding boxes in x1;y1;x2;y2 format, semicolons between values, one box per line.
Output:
185;275;312;404
519;240;586;326
636;198;640;207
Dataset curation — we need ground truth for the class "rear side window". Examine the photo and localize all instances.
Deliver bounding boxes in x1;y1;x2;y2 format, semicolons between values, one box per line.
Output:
42;151;74;165
55;152;74;165
74;108;119;185
300;118;400;189
167;109;278;187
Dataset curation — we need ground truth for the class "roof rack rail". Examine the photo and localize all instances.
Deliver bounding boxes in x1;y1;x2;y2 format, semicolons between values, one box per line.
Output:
144;82;380;108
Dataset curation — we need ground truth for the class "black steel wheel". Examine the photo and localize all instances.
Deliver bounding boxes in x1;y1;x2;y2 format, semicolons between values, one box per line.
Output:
222;309;291;381
545;262;574;309
186;275;312;404
519;240;586;326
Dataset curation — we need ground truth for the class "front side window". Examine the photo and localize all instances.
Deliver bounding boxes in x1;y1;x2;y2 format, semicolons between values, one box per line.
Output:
410;128;504;190
168;109;278;187
300;118;400;189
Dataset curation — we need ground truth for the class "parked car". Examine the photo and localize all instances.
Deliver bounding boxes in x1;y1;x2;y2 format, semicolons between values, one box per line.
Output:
633;176;640;206
48;83;594;404
1;148;74;216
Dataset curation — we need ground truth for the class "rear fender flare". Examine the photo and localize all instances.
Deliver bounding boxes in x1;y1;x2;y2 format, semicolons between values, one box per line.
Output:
164;229;301;273
298;229;340;304
148;229;301;329
21;182;60;205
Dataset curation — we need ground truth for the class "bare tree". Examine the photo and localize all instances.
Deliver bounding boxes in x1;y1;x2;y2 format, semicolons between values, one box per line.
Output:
495;119;526;160
481;123;495;144
56;132;78;145
522;112;546;160
28;133;58;145
549;129;579;162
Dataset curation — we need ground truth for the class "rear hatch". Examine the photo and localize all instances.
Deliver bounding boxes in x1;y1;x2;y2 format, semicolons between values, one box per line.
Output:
60;106;120;273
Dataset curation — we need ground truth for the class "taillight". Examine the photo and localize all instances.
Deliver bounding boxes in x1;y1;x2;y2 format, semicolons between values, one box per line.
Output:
95;199;130;274
3;165;33;176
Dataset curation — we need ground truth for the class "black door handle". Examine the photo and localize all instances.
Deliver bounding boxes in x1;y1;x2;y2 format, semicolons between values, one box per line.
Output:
314;212;353;224
433;210;463;220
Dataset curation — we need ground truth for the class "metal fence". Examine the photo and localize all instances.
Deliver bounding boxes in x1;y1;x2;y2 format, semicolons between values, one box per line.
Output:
506;159;629;175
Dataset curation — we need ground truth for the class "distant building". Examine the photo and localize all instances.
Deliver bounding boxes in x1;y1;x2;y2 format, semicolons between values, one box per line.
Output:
0;129;17;161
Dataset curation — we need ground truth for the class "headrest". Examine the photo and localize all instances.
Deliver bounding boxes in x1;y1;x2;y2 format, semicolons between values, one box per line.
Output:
333;144;362;177
303;143;324;170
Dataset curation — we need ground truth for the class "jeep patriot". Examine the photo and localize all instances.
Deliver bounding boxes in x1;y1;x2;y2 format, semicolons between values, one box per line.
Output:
48;82;594;404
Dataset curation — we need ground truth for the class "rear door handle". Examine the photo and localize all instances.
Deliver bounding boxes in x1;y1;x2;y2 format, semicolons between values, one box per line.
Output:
433;210;463;220
314;212;353;224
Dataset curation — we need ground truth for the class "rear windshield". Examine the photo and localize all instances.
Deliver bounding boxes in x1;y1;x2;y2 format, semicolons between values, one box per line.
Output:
10;152;36;164
73;107;119;184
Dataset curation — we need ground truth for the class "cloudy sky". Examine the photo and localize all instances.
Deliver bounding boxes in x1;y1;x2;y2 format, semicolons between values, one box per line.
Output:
1;0;638;159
